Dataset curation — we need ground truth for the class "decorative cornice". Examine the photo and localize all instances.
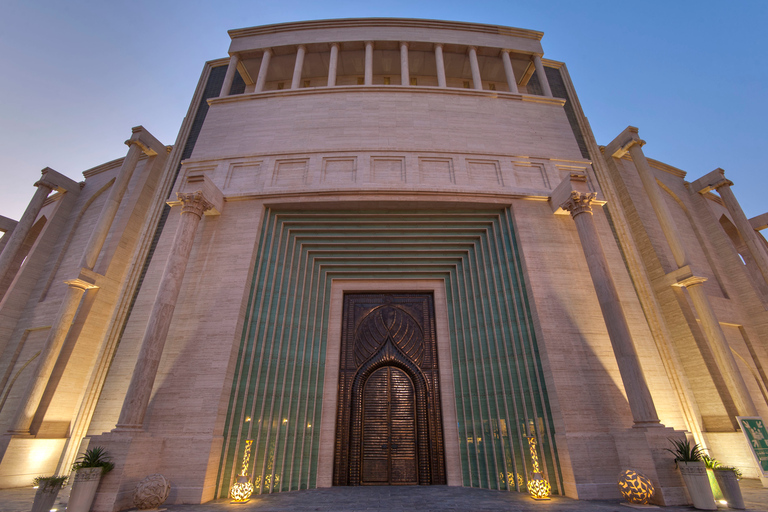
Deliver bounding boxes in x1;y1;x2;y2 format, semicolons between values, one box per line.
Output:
206;84;566;107
229;18;544;42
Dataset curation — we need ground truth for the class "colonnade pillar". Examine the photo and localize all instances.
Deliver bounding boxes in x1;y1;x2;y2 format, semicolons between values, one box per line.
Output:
468;46;482;90
0;172;56;289
115;175;223;430
552;173;662;427
254;48;272;92
291;45;306;89
219;54;240;97
693;168;768;285
3;127;164;437
501;49;519;93
327;43;339;87
6;277;97;434
364;41;373;85
610;127;757;418
532;54;553;97
400;41;410;85
434;43;446;88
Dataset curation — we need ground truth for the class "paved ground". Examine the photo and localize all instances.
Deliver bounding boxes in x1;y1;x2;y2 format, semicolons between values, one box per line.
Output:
2;479;767;512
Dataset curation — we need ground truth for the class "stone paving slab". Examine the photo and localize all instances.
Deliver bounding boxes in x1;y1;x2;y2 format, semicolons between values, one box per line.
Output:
2;480;766;512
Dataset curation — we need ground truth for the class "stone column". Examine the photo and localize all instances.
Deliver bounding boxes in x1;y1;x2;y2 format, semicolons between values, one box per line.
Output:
694;168;768;285
627;142;689;268
364;41;373;85
500;50;519;93
114;191;215;429
7;277;98;434
81;136;147;270
400;42;410;85
2;127;164;438
327;43;339;87
0;216;17;256
219;54;240;97
0;173;55;287
468;46;483;90
675;276;758;417
553;175;661;427
532;55;553;97
434;43;447;88
254;48;272;92
610;128;758;417
291;45;306;89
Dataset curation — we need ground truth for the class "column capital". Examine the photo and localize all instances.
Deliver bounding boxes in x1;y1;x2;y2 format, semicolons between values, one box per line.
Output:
177;191;215;219
170;172;224;214
691;167;733;194
500;48;512;55
560;191;597;217
399;41;409;48
124;126;165;157
467;45;478;53
330;42;340;49
63;277;99;292
605;126;645;158
433;42;444;49
34;178;57;191
671;275;708;288
365;41;374;47
551;172;604;216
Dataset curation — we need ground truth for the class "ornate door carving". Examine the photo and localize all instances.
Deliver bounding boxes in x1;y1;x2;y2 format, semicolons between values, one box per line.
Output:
333;293;446;486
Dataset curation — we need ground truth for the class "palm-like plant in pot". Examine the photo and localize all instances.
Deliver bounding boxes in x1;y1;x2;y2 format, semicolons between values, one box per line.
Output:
666;438;716;510
68;447;115;512
31;475;67;512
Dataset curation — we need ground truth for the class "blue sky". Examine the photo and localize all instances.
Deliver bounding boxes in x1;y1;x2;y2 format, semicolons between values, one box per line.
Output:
0;0;765;222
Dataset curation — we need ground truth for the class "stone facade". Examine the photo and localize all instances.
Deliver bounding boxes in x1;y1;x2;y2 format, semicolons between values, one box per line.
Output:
0;18;766;511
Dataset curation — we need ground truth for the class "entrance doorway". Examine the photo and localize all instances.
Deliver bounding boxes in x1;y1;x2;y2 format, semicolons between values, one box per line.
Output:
333;293;446;486
361;366;417;484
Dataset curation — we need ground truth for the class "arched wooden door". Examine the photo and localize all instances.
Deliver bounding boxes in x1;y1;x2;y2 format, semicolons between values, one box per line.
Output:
333;293;446;486
361;366;418;485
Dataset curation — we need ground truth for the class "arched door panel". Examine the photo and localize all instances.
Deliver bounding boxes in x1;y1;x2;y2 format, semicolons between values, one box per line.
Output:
361;366;417;484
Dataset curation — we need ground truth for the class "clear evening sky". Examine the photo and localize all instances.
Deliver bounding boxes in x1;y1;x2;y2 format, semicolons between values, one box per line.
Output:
0;0;765;224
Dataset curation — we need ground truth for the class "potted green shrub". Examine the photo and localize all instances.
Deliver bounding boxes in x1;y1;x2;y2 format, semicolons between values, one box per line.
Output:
701;455;724;501
666;438;716;510
31;475;67;512
713;466;745;509
68;446;115;512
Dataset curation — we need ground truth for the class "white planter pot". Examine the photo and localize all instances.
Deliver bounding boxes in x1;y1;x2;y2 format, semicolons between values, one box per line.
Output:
67;467;103;512
678;461;716;510
31;482;63;512
713;469;745;510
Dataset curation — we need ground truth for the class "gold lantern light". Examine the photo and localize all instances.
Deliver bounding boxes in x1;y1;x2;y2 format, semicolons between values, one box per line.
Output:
526;435;551;500
230;440;254;503
617;469;655;505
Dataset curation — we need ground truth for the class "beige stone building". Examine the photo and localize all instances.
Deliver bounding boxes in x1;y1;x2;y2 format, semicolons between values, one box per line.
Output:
0;18;766;510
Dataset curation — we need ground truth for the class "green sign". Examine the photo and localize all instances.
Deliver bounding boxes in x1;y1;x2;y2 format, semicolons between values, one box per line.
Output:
737;416;768;476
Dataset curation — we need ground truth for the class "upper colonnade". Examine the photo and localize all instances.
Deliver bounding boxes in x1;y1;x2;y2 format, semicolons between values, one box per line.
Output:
218;18;553;98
